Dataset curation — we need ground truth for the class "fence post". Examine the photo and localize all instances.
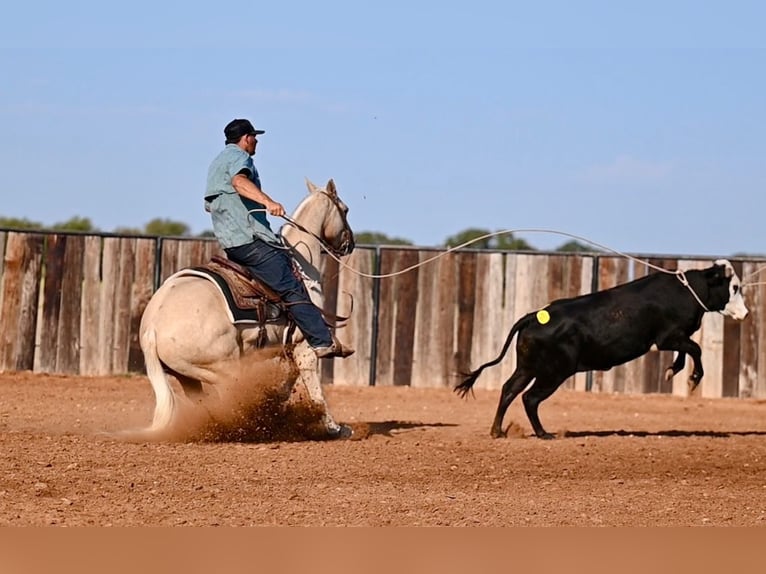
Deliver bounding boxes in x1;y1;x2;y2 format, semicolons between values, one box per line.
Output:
368;247;382;386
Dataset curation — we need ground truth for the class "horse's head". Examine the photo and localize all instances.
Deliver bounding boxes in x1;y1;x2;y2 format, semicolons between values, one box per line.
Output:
305;178;355;257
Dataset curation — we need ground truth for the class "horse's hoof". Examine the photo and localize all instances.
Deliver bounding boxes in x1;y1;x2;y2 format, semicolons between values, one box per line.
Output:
326;424;354;440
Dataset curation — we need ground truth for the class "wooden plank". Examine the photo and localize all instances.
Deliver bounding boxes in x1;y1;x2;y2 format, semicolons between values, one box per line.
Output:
470;252;505;390
80;236;102;375
98;238;121;374
453;252;476;387
0;232;5;284
374;249;398;386
436;252;458;388
698;312;725;399
738;261;760;398
332;248;376;386
127;238;157;373
721;260;743;397
546;254;566;303
37;235;66;373
411;250;457;388
757;279;766;399
175;239;199;271
0;233;44;371
55;234;85;373
111;238;136;373
393;250;420;386
159;238;180;283
498;253;518;385
411;250;438;388
19;238;44;371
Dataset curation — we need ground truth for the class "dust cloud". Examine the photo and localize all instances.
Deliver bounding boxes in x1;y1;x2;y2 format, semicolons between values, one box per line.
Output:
116;349;330;443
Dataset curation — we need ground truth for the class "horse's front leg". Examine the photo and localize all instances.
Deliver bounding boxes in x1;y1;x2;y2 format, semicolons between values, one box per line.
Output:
293;341;352;438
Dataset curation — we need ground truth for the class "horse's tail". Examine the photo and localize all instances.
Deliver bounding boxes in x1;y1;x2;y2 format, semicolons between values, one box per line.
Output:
140;326;176;431
454;313;534;398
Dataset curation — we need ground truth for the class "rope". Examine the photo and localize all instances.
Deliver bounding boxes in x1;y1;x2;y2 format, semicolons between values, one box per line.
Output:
324;228;679;279
257;205;743;314
315;227;753;315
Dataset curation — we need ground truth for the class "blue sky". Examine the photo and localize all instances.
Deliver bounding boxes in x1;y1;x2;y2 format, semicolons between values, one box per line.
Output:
1;1;764;256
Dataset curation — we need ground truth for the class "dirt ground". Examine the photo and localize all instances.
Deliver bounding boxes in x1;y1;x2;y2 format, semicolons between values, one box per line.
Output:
1;371;765;526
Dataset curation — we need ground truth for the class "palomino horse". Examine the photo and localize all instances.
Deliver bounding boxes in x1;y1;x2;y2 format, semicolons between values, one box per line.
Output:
139;178;355;438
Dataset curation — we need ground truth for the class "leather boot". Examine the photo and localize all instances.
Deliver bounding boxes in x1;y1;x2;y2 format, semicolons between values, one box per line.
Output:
314;338;355;359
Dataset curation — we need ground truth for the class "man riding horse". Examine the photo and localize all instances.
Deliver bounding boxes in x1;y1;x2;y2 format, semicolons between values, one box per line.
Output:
205;118;354;360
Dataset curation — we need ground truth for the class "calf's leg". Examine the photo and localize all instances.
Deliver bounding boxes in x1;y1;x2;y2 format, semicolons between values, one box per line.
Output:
660;339;704;389
522;376;566;439
491;369;534;438
664;352;686;382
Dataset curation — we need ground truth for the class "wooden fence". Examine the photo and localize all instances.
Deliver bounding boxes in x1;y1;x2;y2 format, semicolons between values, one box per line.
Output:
2;229;765;399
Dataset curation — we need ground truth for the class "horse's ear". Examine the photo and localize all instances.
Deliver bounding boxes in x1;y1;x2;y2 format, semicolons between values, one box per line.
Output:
326;178;337;197
305;178;320;194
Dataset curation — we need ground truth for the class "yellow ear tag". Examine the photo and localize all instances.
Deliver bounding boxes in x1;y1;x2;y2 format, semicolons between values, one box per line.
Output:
536;309;550;324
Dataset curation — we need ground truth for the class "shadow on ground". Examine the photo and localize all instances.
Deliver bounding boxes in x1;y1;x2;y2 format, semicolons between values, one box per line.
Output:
348;420;457;439
562;429;766;439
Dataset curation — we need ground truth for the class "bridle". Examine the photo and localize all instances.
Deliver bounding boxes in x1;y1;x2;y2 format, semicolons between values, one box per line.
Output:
280;190;354;259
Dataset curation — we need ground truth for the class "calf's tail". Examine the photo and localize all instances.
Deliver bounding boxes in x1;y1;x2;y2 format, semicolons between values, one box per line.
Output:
454;313;533;398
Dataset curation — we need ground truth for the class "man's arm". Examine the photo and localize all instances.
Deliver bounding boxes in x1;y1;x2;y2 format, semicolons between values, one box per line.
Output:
231;173;286;217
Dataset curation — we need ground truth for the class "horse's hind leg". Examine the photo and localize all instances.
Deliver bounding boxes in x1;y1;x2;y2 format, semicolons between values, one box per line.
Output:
293;342;351;438
166;368;206;403
140;327;177;431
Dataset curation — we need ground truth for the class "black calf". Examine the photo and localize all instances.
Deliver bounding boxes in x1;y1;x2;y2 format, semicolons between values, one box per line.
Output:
455;260;748;439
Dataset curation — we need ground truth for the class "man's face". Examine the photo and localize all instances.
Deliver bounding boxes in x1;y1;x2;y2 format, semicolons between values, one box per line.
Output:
244;133;258;156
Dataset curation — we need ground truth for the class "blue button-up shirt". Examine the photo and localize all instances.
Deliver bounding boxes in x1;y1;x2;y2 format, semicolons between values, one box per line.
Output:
204;144;281;248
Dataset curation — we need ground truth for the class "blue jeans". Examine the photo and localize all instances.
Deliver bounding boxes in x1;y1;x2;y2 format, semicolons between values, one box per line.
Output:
225;239;333;349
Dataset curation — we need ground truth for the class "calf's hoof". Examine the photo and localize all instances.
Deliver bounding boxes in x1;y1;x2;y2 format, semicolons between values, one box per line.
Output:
537;432;556;440
490;426;507;439
688;374;702;391
664;367;674;382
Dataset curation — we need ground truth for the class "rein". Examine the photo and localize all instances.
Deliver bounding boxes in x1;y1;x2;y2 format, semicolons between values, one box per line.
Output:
279;190;353;258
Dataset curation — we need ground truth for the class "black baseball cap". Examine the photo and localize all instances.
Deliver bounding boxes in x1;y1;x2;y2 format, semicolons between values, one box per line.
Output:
224;118;265;143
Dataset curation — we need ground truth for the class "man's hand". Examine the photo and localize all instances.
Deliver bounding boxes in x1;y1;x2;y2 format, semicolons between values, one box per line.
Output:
264;201;286;217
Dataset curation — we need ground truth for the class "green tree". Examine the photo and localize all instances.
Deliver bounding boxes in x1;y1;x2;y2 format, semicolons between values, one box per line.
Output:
112;226;144;235
444;228;535;251
494;233;535;251
143;218;190;237
555;240;601;253
355;231;413;245
197;230;216;238
51;216;98;232
0;216;43;230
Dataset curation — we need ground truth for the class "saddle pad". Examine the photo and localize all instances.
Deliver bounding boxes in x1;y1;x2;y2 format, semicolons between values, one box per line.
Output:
169;268;280;325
